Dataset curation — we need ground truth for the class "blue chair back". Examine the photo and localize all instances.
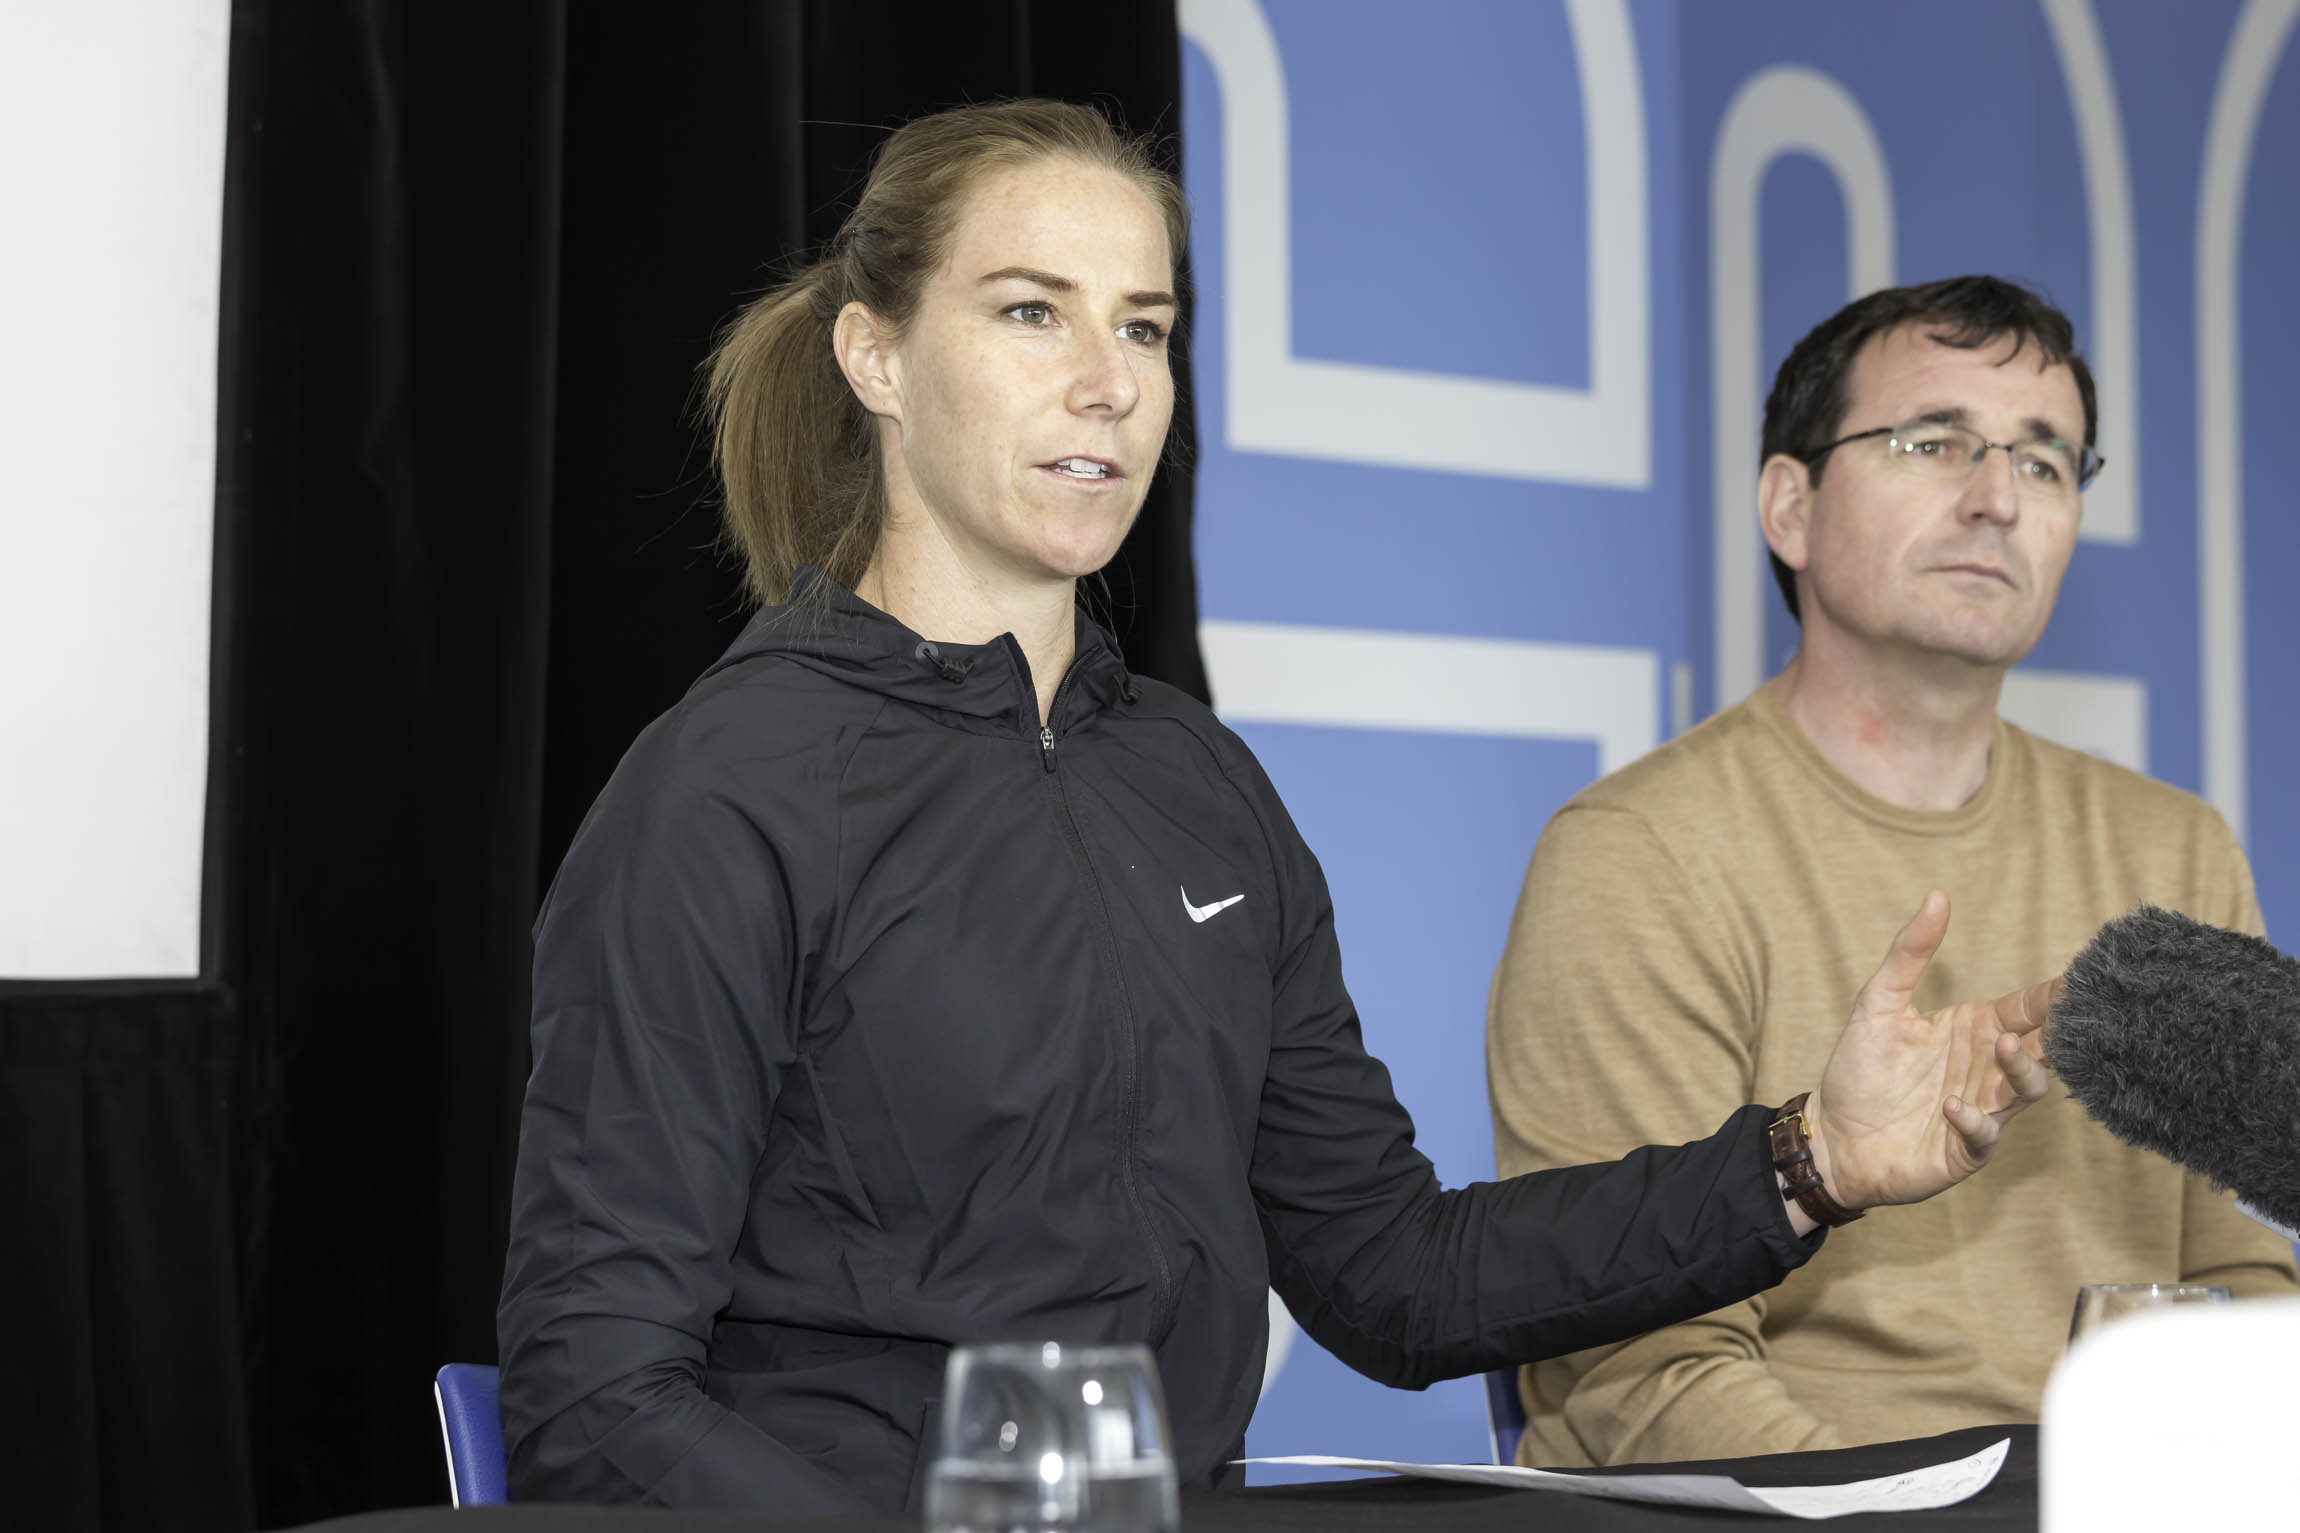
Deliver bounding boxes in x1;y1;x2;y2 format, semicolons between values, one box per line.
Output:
1483;1367;1525;1466
433;1362;508;1506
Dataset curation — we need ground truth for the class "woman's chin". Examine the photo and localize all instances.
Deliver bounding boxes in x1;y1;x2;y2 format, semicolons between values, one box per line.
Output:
1026;524;1137;584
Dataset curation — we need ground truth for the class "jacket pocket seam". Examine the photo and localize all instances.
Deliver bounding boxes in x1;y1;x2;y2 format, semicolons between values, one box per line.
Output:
798;1052;885;1231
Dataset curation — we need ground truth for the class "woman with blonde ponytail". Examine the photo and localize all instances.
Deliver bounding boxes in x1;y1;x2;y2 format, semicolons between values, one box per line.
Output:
499;98;2057;1514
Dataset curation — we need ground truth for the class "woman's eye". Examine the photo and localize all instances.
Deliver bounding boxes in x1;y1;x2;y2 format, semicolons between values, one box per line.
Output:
1006;302;1053;326
1119;319;1167;345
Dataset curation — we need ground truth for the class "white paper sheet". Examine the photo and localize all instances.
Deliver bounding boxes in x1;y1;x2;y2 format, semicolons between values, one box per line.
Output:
1244;1436;2008;1520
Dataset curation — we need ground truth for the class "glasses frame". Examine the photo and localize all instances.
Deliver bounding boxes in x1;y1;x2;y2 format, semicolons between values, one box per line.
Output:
1802;420;2105;493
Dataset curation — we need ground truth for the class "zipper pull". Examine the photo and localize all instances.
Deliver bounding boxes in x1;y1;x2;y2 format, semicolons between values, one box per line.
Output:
1040;725;1057;772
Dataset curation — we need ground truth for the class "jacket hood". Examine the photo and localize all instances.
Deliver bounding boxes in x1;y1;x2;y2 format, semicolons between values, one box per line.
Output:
701;566;1139;731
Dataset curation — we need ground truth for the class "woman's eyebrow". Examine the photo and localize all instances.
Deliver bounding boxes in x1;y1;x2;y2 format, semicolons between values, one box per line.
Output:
978;265;1074;291
977;265;1176;310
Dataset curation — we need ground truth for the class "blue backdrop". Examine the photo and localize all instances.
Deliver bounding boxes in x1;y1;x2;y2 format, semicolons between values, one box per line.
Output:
1176;0;2300;1475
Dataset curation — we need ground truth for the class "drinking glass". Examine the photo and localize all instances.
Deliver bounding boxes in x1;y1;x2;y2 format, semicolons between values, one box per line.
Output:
924;1342;1179;1533
2067;1282;2232;1342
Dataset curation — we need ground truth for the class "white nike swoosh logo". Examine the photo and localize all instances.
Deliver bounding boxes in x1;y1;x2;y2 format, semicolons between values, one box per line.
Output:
1181;885;1245;924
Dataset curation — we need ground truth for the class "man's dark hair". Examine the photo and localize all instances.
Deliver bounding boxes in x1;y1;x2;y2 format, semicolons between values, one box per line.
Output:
1759;275;2098;621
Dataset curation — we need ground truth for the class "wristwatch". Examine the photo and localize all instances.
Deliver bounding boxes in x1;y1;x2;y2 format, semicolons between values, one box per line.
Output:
1770;1093;1864;1227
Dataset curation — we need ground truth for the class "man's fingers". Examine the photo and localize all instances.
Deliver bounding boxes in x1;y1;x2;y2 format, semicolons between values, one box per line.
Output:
1995;1027;2052;1104
1859;890;1950;1009
1991;975;2063;1035
1943;1093;2000;1155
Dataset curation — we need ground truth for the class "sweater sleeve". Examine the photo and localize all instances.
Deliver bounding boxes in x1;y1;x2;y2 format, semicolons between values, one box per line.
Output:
495;743;861;1511
1229;752;1820;1393
2176;811;2300;1295
1486;803;1846;1464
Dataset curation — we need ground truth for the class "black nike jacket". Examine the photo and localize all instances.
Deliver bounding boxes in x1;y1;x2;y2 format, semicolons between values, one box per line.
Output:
496;571;1819;1511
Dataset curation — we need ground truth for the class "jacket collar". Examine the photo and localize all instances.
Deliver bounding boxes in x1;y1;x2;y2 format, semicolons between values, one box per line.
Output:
702;567;1138;731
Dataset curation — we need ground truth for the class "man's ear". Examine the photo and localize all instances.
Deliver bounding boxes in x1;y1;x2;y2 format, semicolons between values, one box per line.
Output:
833;301;901;420
1759;453;1815;575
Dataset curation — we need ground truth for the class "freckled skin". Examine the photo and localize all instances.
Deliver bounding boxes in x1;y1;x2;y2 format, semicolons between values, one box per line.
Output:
872;159;1176;593
1782;328;2087;673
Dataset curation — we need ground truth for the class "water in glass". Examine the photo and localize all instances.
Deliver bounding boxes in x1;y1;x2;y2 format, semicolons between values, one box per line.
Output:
925;1342;1179;1533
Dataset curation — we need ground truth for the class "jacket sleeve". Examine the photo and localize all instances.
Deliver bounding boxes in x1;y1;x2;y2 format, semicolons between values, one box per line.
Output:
1486;803;1845;1462
1229;750;1820;1393
496;742;859;1511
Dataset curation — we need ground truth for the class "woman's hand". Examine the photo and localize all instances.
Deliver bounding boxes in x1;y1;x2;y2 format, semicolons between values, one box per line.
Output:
1802;891;2059;1213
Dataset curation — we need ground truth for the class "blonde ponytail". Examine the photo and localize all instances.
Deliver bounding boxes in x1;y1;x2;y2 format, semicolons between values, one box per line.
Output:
704;260;880;604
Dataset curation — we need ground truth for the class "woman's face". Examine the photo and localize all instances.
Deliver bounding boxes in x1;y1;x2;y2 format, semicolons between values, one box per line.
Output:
864;156;1177;590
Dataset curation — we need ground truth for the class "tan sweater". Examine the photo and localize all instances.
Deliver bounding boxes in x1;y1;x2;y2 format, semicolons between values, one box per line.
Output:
1486;678;2298;1467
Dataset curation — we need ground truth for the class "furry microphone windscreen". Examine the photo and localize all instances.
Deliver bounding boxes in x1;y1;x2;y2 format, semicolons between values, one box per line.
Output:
2049;905;2300;1233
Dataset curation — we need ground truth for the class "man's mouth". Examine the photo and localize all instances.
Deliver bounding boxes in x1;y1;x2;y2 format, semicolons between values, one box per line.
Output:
1936;561;2013;586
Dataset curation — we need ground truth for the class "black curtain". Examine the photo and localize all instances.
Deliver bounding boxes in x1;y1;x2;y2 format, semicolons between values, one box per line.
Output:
7;4;1201;1529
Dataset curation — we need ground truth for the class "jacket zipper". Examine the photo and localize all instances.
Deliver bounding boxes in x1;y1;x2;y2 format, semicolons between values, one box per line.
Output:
1014;639;1179;1338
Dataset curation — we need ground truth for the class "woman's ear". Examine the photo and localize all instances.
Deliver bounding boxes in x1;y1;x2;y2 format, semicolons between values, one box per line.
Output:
833;301;901;420
1759;453;1814;575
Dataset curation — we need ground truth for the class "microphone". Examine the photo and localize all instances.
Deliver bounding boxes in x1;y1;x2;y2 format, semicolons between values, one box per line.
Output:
2048;905;2300;1239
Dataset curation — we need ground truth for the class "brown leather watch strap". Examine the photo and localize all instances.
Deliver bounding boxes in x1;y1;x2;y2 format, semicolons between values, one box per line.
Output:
1770;1092;1864;1227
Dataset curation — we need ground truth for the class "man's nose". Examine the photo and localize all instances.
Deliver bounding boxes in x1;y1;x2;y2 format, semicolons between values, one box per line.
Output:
1960;444;2021;525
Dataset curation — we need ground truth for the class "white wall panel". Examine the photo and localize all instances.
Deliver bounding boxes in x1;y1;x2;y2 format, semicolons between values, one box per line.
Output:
0;0;230;978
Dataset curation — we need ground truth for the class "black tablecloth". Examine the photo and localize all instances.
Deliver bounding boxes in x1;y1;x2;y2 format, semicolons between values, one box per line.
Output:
287;1424;2036;1532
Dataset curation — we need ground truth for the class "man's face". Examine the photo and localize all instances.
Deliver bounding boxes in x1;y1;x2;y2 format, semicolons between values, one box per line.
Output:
1768;325;2088;673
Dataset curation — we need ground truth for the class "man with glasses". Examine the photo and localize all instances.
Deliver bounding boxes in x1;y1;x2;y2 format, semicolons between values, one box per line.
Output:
1484;276;2296;1466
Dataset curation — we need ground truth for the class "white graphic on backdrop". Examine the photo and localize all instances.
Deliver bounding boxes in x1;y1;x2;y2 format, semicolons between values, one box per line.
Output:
1207;616;1665;1394
1202;622;1659;776
2040;0;2140;546
2198;0;2299;842
1179;0;1651;487
1999;670;2147;773
1708;65;1895;709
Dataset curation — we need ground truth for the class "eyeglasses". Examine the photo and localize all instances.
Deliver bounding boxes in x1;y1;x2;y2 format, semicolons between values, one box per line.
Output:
1803;418;2104;502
